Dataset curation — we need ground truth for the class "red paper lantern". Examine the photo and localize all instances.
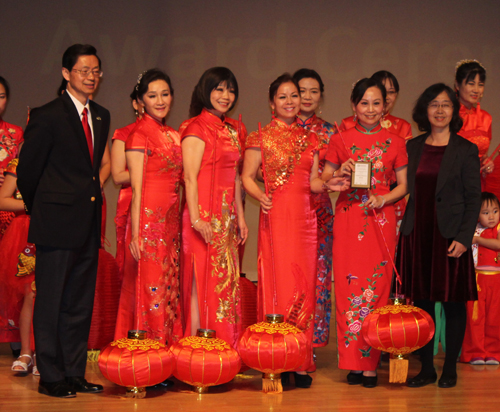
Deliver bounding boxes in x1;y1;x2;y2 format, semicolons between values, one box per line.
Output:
98;330;174;398
362;299;435;382
170;329;241;393
238;314;308;393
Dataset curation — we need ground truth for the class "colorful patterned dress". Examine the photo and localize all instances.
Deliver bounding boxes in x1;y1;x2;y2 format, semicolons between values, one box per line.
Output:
114;114;183;344
0;120;23;240
0;159;35;342
297;114;335;347
112;119;140;280
326;122;407;370
180;109;245;348
246;118;318;371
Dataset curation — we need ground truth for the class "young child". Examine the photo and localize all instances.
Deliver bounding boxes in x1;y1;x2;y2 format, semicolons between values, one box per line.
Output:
461;192;500;365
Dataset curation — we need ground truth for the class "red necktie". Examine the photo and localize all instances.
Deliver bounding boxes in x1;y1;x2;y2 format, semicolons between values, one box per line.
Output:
82;107;93;164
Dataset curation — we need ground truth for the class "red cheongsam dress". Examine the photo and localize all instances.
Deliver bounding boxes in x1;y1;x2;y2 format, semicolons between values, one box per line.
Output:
246;118;318;371
114;114;182;344
180;109;245;348
326;122;407;370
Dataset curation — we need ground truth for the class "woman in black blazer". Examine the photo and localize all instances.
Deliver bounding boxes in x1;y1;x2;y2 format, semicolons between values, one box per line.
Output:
397;83;481;388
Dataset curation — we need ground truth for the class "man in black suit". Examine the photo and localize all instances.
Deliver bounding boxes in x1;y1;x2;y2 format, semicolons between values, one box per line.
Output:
17;44;110;398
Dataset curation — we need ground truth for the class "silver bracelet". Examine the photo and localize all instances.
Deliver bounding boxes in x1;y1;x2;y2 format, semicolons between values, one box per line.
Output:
191;218;201;228
376;196;386;209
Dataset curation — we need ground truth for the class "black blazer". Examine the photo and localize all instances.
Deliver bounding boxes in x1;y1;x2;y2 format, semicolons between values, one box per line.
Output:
17;92;110;248
400;132;481;248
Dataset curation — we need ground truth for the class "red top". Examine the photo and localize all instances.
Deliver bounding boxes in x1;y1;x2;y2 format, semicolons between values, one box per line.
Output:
458;103;492;159
0;119;23;170
340;113;412;140
112;118;140;142
477;223;500;268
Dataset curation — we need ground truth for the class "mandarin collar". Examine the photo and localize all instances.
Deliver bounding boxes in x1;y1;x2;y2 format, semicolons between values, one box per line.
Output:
296;113;317;128
354;121;382;135
201;108;227;128
459;102;479;115
272;116;297;130
142;113;167;131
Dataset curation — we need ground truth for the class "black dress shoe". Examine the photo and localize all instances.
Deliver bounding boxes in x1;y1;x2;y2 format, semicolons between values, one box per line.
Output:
38;380;76;398
66;376;103;393
407;371;438;388
362;374;377;388
438;374;457;388
294;373;312;388
346;372;363;385
147;379;175;390
281;372;290;385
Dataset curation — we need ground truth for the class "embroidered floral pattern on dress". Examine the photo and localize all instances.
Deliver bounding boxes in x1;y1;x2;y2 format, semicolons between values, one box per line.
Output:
0;127;19;164
342;260;387;354
200;191;241;325
247;120;311;195
343;138;392;238
285;263;314;333
297;114;336;346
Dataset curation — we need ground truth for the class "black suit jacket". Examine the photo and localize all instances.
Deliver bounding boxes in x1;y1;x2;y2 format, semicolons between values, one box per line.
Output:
400;132;481;248
17;92;110;248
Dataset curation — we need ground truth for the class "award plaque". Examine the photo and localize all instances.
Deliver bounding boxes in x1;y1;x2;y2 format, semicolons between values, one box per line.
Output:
351;161;372;189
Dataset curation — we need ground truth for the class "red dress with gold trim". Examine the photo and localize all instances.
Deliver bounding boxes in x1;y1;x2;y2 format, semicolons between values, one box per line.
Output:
461;222;500;362
326;122;407;370
297;114;335;347
246;118;318;371
112;119;140;280
458;103;492;159
114;114;182;344
0;159;35;342
0;120;24;241
180;109;245;348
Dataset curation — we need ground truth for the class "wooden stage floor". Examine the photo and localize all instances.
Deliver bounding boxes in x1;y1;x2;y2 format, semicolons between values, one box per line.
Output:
1;339;499;412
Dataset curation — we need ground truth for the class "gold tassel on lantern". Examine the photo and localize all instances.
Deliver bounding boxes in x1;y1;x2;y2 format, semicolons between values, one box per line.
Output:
87;350;100;362
389;354;409;383
262;373;282;394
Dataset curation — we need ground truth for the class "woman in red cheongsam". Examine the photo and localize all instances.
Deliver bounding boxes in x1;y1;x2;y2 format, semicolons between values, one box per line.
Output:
293;69;336;359
454;60;493;179
243;73;348;388
320;78;408;388
115;69;182;344
180;67;248;349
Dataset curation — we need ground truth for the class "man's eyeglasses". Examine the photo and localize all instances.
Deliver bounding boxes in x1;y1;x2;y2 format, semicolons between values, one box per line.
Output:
72;69;103;78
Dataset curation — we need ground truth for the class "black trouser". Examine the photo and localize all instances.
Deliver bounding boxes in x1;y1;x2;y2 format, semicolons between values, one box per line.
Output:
414;299;467;377
33;226;99;383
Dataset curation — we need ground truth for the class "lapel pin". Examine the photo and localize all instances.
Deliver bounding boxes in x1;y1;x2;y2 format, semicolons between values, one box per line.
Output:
96;117;101;121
